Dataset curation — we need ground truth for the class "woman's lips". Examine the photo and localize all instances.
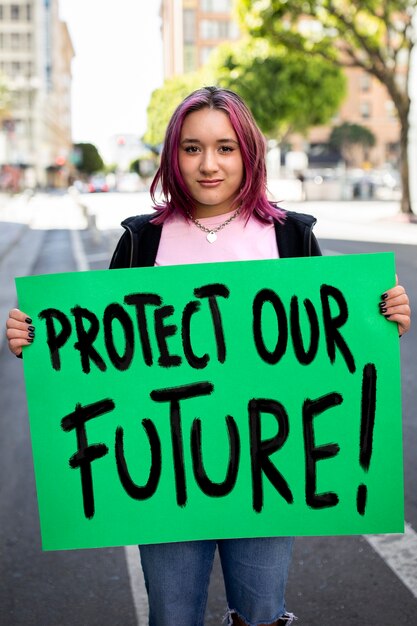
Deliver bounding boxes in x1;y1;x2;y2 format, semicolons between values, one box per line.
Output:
198;179;223;187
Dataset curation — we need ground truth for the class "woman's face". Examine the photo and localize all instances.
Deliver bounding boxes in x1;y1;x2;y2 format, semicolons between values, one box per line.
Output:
178;107;244;218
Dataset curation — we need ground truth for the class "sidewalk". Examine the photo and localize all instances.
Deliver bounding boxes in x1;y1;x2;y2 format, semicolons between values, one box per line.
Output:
285;200;417;245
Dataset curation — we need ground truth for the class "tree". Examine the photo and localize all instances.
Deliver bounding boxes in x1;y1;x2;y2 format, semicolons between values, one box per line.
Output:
329;122;376;167
0;72;10;120
208;38;346;139
144;72;209;147
237;0;416;214
73;143;104;176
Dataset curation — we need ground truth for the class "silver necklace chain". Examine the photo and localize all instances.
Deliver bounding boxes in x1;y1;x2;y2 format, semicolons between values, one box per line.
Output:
186;206;242;243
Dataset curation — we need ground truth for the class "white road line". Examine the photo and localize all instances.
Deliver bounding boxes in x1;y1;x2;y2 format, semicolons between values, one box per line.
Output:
69;228;89;272
364;523;417;598
124;545;149;625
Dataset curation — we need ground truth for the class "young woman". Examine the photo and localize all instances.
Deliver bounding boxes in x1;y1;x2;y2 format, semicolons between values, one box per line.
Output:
6;87;411;626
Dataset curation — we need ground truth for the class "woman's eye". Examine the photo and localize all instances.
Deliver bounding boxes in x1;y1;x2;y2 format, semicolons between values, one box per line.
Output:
184;146;199;153
219;146;234;153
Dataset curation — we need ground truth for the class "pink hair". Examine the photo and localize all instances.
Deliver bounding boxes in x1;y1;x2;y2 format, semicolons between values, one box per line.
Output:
150;86;285;224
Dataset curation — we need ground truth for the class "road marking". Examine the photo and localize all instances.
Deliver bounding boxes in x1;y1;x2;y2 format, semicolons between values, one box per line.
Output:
364;522;417;598
69;228;89;271
124;545;149;625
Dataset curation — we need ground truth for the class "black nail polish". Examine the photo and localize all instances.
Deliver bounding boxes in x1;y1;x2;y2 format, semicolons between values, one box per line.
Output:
27;338;33;343
28;332;35;338
381;293;388;300
25;317;32;324
28;325;35;331
378;302;386;308
380;306;387;313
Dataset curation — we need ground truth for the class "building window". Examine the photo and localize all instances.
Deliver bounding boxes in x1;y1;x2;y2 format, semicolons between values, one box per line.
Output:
360;101;371;119
0;5;3;20
200;19;231;39
11;4;20;20
26;3;32;20
11;33;20;50
11;61;21;77
200;0;232;11
385;100;397;119
200;46;215;64
183;9;196;44
184;44;197;73
360;73;371;92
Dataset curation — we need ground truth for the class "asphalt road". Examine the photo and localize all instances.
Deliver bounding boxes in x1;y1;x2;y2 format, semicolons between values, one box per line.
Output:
1;198;416;626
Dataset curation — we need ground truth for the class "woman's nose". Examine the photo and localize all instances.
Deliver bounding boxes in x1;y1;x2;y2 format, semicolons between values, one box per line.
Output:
199;150;219;174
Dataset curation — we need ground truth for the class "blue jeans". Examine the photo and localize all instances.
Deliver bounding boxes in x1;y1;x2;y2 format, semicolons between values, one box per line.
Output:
139;536;294;626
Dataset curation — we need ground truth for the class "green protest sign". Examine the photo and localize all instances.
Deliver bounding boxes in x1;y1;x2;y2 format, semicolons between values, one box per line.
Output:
16;253;403;551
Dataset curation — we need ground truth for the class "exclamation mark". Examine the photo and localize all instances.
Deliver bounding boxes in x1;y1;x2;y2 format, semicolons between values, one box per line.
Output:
357;363;377;515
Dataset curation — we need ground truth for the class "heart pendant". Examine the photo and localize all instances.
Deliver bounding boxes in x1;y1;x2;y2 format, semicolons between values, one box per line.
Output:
206;231;217;243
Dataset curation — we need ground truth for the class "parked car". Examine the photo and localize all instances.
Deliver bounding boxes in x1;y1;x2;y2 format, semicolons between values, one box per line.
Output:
88;175;109;193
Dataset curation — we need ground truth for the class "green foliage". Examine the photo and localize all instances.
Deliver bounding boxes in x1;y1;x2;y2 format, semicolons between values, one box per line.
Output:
236;0;416;213
208;37;346;138
73;143;104;175
329;122;376;166
0;72;11;118
144;71;213;147
330;122;376;150
237;0;416;79
130;158;140;174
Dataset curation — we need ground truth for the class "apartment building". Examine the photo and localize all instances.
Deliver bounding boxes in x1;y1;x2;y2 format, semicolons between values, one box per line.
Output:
160;0;402;169
161;0;239;77
0;0;74;189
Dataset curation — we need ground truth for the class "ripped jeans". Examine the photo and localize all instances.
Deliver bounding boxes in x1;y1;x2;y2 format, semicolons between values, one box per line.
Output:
139;536;294;626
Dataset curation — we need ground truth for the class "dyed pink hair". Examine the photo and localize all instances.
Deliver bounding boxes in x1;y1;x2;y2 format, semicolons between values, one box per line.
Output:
150;86;285;223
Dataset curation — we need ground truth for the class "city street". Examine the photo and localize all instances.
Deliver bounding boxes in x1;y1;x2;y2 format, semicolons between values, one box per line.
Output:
0;191;416;626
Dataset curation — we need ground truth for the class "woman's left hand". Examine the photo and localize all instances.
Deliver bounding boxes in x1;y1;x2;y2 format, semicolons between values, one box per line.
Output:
380;277;411;337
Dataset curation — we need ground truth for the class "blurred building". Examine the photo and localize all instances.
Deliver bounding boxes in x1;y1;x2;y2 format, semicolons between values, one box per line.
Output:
160;0;402;170
0;0;74;190
161;0;239;77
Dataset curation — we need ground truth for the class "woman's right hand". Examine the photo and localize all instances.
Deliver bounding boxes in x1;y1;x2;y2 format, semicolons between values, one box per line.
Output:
6;308;35;357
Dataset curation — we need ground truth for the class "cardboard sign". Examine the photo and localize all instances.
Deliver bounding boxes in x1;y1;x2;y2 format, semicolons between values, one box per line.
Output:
16;253;404;551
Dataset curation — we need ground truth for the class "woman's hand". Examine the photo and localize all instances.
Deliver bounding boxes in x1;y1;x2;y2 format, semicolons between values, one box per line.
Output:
379;278;411;337
5;308;35;356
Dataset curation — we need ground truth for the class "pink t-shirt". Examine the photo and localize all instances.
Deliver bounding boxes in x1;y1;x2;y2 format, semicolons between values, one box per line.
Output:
154;210;279;266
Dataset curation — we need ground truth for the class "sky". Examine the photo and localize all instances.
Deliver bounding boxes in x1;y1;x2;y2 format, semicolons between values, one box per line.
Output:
59;0;164;160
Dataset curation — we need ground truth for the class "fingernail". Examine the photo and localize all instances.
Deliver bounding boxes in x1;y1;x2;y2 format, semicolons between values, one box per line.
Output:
381;293;388;300
28;332;35;338
27;338;33;343
379;306;387;313
25;317;32;324
378;302;386;309
28;325;35;331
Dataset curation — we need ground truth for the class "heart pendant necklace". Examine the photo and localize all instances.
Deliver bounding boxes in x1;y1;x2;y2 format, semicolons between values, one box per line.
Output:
186;207;242;243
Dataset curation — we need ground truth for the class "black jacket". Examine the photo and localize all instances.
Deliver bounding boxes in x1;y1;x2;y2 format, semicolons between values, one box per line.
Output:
109;210;321;269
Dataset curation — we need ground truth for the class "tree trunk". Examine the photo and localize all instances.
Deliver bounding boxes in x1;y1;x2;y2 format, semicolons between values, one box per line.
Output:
398;113;413;215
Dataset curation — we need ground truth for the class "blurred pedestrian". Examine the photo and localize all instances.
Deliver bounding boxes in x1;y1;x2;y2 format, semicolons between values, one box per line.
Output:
6;86;411;626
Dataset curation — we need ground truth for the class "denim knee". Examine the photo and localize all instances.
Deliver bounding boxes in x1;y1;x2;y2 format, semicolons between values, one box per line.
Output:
219;536;294;625
139;540;216;626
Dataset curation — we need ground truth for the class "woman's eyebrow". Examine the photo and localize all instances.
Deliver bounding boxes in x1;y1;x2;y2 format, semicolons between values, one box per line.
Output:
180;138;239;144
